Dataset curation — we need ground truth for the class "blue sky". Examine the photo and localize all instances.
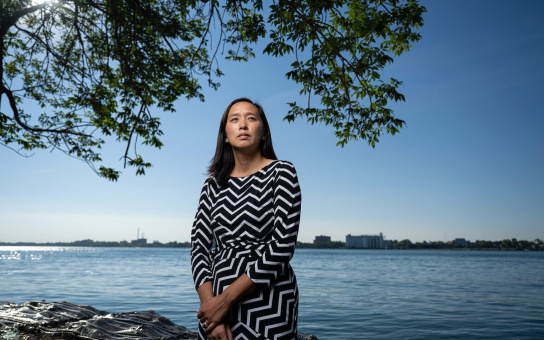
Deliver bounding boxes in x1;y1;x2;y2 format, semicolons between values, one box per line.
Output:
1;0;543;244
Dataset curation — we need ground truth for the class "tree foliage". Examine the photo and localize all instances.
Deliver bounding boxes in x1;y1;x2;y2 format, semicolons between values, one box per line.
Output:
0;0;426;180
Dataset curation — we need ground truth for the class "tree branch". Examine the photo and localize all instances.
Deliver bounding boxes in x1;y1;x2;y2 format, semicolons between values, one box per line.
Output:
127;0;180;60
0;141;35;157
279;0;372;114
1;83;90;137
123;103;145;168
191;1;215;66
0;2;49;38
15;25;73;67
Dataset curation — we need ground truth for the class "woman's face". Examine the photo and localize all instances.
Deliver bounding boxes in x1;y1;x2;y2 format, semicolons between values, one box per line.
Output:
224;101;264;153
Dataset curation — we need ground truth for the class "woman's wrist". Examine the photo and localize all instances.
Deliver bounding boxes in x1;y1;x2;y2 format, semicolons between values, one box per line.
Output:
197;281;214;304
200;296;212;305
221;289;236;306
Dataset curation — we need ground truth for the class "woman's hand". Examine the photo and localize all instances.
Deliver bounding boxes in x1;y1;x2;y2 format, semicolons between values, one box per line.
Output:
197;294;232;334
197;274;256;334
206;322;233;340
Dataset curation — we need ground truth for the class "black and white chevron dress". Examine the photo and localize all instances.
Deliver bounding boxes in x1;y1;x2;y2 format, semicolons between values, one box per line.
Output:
191;160;301;340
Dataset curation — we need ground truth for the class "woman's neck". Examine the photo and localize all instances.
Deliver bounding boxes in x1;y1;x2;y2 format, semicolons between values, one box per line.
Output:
230;153;272;178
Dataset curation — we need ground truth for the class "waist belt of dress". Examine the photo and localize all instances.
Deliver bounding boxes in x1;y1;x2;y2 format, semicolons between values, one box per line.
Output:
212;240;273;261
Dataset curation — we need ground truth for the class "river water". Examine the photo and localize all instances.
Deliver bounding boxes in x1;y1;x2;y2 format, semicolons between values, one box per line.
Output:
1;247;543;339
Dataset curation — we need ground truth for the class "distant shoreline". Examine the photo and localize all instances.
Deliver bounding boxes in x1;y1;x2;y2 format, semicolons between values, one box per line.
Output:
0;240;190;248
1;239;542;251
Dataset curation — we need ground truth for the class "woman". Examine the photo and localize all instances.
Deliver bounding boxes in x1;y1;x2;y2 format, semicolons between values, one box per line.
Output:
190;98;301;340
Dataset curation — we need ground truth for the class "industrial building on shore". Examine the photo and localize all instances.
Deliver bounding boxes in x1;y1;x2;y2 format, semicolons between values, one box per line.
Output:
345;233;392;249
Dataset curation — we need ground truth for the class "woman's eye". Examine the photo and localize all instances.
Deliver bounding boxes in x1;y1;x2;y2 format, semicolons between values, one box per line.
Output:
230;118;238;122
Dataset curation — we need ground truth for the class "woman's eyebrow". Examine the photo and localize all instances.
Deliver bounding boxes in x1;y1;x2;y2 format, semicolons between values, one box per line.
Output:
228;111;258;117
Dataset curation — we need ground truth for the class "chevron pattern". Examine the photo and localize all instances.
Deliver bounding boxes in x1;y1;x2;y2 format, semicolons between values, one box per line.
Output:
191;160;301;340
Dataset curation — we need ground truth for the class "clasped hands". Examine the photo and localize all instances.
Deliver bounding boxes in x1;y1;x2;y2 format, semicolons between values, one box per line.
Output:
197;294;233;340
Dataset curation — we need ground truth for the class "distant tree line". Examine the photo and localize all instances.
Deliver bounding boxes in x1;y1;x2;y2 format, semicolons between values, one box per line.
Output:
296;241;346;249
392;238;543;251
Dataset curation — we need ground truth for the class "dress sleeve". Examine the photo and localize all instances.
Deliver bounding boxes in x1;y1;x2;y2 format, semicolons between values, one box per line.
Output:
190;179;214;290
245;161;301;289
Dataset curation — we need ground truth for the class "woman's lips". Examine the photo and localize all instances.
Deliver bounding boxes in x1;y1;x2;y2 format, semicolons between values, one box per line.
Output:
238;134;250;139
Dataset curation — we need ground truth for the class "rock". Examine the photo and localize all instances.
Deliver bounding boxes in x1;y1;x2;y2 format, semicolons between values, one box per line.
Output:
0;301;196;339
296;334;319;340
0;301;318;340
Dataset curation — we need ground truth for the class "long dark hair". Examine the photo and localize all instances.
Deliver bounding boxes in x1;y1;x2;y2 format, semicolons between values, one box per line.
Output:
208;98;277;186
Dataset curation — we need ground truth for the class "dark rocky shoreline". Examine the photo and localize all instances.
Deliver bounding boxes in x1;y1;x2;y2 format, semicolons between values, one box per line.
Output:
0;301;317;340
